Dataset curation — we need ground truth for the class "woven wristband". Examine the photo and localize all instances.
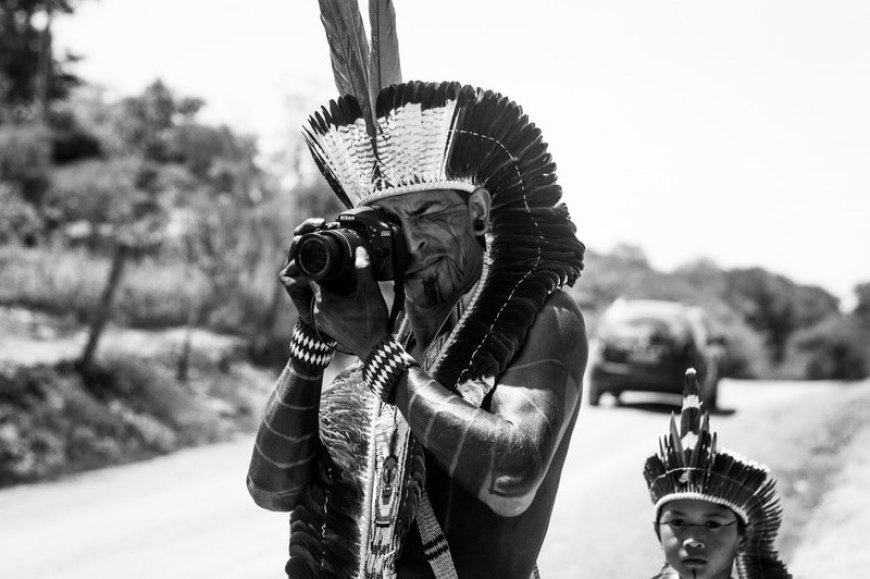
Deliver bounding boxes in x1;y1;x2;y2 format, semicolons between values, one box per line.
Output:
289;321;337;373
363;336;418;404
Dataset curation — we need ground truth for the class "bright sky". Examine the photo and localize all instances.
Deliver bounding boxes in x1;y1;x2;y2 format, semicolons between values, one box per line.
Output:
54;0;870;308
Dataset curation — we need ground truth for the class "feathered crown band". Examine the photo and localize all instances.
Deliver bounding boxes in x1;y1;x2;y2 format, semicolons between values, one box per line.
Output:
305;84;475;207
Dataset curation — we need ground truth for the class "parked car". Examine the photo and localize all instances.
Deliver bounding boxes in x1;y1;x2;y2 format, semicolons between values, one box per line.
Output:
587;299;725;408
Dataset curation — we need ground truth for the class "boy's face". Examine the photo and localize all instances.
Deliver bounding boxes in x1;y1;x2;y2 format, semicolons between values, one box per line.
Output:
656;499;743;579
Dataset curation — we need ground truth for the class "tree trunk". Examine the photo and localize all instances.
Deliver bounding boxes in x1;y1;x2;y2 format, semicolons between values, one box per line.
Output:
78;243;129;371
176;296;203;382
35;9;54;122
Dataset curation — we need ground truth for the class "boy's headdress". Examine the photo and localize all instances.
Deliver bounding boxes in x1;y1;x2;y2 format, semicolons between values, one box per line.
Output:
643;369;791;579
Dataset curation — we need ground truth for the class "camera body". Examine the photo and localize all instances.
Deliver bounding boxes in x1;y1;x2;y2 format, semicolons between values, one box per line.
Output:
294;206;408;289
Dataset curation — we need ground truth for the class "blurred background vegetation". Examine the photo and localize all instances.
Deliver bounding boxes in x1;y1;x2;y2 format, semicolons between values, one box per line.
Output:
2;0;869;486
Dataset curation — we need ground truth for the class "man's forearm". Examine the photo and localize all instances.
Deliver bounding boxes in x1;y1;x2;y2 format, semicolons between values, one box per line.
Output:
247;361;324;511
393;368;549;515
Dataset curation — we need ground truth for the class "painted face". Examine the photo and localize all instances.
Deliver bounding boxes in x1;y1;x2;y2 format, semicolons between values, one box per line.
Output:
375;189;484;309
656;499;743;579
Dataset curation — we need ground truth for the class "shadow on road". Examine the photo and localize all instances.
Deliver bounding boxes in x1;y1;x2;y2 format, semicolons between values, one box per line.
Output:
592;393;737;416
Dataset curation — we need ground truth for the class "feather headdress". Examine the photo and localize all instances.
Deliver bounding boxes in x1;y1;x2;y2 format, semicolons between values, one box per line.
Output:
643;369;791;579
305;10;586;387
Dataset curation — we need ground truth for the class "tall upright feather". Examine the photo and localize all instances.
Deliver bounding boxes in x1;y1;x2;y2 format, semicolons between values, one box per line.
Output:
368;0;402;108
318;0;375;133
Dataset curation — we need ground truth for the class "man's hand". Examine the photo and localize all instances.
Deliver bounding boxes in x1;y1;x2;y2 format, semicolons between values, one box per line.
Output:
279;218;327;328
314;247;390;360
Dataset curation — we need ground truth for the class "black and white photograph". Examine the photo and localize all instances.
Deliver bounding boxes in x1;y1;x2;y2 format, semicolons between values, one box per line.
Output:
1;1;868;578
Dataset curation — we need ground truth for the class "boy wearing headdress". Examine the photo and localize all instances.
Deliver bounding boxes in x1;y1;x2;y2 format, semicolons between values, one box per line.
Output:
644;369;792;579
246;2;587;578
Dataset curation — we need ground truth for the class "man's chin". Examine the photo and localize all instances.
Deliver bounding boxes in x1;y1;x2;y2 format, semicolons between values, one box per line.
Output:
404;277;449;309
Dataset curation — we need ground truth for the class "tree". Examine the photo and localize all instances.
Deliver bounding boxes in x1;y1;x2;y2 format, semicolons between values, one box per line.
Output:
74;81;204;370
0;120;51;202
721;268;838;364
793;284;840;328
853;282;870;325
0;0;83;119
791;317;868;380
0;181;42;243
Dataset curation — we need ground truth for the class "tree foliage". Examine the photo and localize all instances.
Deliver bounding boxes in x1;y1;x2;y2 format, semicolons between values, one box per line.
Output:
0;120;51;201
790;316;869;380
0;0;83;116
1;5;862;379
853;282;870;323
722;268;839;363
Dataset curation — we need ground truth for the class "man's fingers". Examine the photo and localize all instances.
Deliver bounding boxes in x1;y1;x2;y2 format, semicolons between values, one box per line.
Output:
279;259;301;281
285;238;299;266
354;246;371;271
310;282;323;303
293;218;326;235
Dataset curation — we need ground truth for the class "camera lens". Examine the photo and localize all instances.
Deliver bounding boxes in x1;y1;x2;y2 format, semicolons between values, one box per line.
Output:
296;231;358;281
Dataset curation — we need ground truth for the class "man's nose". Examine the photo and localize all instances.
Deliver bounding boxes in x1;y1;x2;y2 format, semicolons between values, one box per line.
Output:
402;225;428;252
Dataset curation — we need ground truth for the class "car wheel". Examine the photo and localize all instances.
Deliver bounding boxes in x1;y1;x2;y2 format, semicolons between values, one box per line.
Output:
707;380;719;410
702;367;719;410
588;382;602;406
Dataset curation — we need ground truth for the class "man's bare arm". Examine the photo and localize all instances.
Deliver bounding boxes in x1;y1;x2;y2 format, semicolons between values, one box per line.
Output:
247;362;324;511
393;290;588;517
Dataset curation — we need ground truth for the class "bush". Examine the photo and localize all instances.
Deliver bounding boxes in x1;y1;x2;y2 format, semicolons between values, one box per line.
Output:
788;317;869;380
0;245;105;321
717;320;770;379
0;183;43;244
0;246;216;326
0;363;139;486
79;355;222;445
0;349;271;487
43;157;141;242
0;123;52;203
118;257;210;327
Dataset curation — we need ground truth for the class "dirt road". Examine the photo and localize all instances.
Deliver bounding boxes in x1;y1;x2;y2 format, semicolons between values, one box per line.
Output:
1;379;866;578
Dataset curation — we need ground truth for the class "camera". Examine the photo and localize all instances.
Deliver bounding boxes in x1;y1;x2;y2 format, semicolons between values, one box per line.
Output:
294;206;408;290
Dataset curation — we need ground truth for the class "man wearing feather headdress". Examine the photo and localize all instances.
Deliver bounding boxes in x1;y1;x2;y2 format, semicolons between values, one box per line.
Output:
644;370;792;579
247;2;587;577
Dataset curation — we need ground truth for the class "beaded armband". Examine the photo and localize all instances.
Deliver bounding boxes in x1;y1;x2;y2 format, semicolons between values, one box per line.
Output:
363;336;418;404
289;321;337;373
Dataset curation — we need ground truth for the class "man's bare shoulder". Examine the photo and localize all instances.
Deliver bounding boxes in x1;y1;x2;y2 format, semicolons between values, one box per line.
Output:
531;288;587;348
503;288;588;382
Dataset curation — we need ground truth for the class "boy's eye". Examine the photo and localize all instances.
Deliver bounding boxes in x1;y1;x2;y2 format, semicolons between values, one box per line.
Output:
705;521;723;529
665;519;687;528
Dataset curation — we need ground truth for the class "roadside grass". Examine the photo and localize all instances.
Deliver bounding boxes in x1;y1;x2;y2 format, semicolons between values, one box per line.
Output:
723;381;870;561
779;382;870;553
0;245;106;322
0;245;206;327
0;348;274;488
787;416;870;577
0;246;290;352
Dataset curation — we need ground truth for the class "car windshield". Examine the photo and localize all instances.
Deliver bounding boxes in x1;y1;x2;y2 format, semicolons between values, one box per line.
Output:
600;303;689;339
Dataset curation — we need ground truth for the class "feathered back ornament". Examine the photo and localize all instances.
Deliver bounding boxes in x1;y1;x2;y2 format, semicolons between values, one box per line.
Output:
643;369;792;579
317;0;401;138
